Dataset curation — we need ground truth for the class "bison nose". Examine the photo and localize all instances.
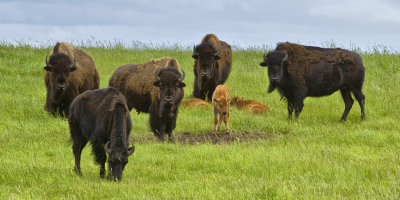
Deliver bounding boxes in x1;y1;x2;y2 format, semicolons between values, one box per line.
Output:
57;84;66;90
164;96;173;103
222;112;227;115
201;73;209;79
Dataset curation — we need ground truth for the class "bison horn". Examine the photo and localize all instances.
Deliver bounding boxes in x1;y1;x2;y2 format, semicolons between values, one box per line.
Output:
45;56;49;66
154;68;161;80
263;54;267;62
104;141;111;154
71;56;77;68
282;50;288;62
214;49;220;56
178;69;185;81
127;144;135;155
192;45;199;56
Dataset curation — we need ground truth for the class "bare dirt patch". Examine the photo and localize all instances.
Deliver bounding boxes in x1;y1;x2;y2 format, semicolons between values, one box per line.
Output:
134;131;289;145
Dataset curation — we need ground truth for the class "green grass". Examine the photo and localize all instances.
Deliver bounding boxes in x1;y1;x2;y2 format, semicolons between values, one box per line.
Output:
1;43;400;199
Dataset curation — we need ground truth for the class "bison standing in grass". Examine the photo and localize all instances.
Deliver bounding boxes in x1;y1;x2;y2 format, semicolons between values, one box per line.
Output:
260;42;365;121
109;57;186;141
68;87;135;181
212;85;231;135
192;34;232;101
44;42;99;117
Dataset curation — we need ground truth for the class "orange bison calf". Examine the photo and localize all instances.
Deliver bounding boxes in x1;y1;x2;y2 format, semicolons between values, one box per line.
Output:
230;97;270;114
212;85;230;135
181;98;211;109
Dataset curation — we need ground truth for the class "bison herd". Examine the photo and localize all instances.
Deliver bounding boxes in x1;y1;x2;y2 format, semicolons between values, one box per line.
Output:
42;34;366;181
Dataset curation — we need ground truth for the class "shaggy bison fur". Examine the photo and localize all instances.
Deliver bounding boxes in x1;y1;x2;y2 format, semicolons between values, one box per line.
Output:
192;34;232;101
68;87;135;181
260;42;365;121
109;57;186;141
44;42;99;117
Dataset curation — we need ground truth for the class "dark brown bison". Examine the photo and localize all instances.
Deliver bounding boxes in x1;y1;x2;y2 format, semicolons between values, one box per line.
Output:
68;87;135;181
192;34;232;101
260;42;365;121
44;42;99;117
109;57;186;141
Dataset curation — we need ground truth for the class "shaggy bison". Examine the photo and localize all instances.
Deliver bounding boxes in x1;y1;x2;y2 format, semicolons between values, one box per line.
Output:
260;42;365;121
109;57;186;141
68;87;135;181
44;42;99;117
192;34;232;101
212;85;231;135
230;97;270;115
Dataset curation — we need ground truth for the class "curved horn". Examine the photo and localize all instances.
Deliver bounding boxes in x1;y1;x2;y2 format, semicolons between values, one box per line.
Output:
154;68;161;80
45;56;49;66
104;141;111;154
214;49;220;56
282;50;288;62
127;144;135;155
178;69;185;81
71;56;76;67
192;45;199;56
263;53;267;61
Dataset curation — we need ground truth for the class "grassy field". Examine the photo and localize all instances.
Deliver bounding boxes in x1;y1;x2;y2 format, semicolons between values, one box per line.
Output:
0;43;399;199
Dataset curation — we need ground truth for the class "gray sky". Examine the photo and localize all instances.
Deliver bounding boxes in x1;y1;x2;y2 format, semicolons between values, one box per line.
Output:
0;0;399;50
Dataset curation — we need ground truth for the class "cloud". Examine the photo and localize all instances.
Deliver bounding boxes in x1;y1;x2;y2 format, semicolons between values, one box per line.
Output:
307;0;400;23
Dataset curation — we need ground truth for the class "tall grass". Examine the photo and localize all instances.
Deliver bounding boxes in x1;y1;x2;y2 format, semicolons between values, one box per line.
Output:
0;43;399;199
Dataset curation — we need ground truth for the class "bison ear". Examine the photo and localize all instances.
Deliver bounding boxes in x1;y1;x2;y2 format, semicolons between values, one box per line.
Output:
213;99;218;103
70;66;77;72
192;54;199;59
153;80;161;87
44;66;53;71
267;84;276;93
260;62;268;67
178;82;186;88
127;145;135;156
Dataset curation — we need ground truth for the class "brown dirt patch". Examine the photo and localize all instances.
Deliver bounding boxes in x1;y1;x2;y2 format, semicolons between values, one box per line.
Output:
134;131;289;145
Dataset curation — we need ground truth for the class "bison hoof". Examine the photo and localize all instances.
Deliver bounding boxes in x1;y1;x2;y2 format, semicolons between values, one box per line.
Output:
225;132;230;135
74;167;82;176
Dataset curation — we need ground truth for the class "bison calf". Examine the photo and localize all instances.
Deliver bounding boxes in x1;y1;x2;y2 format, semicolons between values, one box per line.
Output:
68;88;135;181
181;98;211;109
230;97;270;114
44;42;99;117
212;85;231;135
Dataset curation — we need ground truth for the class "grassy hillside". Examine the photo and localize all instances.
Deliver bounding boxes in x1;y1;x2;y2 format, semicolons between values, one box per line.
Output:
0;44;399;199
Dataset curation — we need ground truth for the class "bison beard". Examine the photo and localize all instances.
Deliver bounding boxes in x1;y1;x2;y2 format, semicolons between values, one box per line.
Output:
260;42;366;121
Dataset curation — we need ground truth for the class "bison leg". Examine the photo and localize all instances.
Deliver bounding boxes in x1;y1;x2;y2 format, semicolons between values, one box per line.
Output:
193;78;206;100
352;89;366;120
223;113;230;135
340;88;354;121
71;135;88;176
91;140;107;178
213;112;220;134
287;101;294;120
293;98;305;119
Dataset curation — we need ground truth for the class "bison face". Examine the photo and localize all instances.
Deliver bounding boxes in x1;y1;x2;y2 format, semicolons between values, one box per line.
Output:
192;44;220;83
260;51;288;93
230;96;242;107
213;97;230;116
44;54;77;101
153;68;186;116
104;142;135;181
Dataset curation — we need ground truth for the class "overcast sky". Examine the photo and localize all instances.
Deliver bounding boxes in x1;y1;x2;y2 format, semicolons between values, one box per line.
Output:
0;0;399;50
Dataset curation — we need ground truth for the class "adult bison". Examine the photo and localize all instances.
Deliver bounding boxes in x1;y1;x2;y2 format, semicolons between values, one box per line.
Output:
192;34;232;101
44;42;99;117
260;42;365;121
68;87;135;181
109;57;186;141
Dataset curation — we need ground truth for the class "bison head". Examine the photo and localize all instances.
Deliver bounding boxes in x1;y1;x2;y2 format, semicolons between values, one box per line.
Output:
213;97;230;116
44;53;77;101
104;141;135;181
192;43;220;85
260;50;288;93
153;67;186;116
